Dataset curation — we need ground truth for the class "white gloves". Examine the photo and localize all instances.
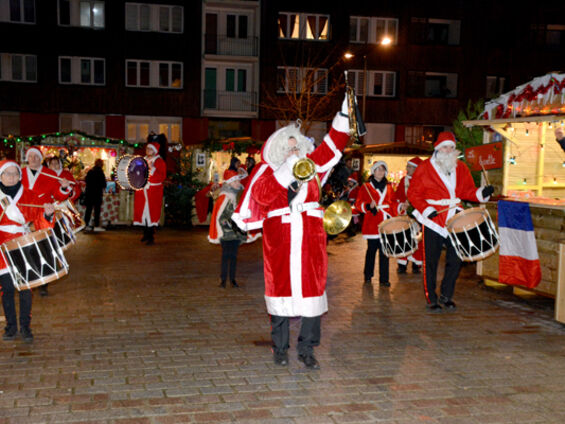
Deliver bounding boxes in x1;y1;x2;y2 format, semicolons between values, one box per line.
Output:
341;94;349;116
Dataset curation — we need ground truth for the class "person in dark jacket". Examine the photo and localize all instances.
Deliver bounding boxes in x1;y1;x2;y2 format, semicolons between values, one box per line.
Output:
83;159;107;231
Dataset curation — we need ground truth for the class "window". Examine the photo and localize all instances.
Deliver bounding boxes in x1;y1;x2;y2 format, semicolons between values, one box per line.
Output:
407;71;457;98
347;69;396;97
126;117;182;143
404;126;442;145
0;0;35;23
531;24;565;49
226;14;248;38
410;18;460;45
350;16;398;45
58;0;104;28
277;66;328;94
485;76;507;99
60;114;105;136
125;3;183;33
58;56;105;85
126;60;183;89
0;53;37;82
278;12;329;41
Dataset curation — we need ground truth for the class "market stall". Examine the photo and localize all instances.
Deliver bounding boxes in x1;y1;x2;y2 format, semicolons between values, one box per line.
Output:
462;73;565;322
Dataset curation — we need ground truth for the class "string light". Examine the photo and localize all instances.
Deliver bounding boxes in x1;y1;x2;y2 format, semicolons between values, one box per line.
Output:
522;178;527;185
508;156;516;165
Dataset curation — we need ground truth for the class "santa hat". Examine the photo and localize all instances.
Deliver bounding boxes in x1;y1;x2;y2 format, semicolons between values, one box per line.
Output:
223;169;243;184
25;147;43;161
370;160;388;177
407;157;422;168
434;132;456;150
348;171;359;183
0;160;21;177
147;142;160;154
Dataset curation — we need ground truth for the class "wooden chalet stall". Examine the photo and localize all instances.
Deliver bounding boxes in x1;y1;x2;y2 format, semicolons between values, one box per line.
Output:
463;73;565;322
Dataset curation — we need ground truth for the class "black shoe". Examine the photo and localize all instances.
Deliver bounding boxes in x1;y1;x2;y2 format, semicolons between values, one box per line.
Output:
379;281;391;287
231;280;239;288
298;353;320;370
145;239;155;246
426;303;443;313
397;265;407;274
3;326;17;341
219;280;226;288
364;278;372;285
439;297;457;311
273;351;288;366
39;285;48;297
412;265;421;274
20;327;33;343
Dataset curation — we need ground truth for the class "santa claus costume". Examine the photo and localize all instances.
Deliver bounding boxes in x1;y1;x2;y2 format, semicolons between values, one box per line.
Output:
354;161;397;287
407;132;493;311
231;98;351;369
0;160;55;342
47;156;81;204
393;157;423;274
133;141;166;245
21;148;72;203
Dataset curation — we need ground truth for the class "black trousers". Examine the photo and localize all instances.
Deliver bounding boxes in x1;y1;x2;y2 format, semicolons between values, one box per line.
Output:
220;239;241;282
270;315;321;356
423;226;462;304
84;202;102;227
363;239;389;283
0;273;31;329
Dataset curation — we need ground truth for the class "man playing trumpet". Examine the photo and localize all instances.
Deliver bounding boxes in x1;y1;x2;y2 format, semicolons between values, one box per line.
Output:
232;94;352;370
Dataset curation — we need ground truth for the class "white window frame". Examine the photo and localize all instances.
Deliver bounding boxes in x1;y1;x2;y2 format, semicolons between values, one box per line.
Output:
0;53;37;82
126;116;182;144
424;72;458;98
60;113;105;136
58;56;105;85
277;66;328;95
125;60;183;89
278;12;330;41
348;69;396;98
0;0;36;24
125;3;183;33
350;16;398;45
58;0;105;28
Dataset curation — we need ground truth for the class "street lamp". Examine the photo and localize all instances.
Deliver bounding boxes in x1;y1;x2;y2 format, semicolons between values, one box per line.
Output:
344;36;392;122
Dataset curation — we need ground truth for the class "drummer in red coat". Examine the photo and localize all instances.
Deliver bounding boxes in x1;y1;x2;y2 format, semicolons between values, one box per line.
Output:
231;95;351;370
0;160;55;343
393;157;423;274
22;148;72;297
355;160;398;287
133;141;166;245
407;132;494;312
46;156;81;204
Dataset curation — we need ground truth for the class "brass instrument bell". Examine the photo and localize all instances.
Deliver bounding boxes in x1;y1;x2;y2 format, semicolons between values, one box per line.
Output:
292;157;317;182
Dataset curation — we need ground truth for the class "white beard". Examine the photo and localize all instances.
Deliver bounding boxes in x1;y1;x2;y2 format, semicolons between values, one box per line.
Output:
434;149;459;175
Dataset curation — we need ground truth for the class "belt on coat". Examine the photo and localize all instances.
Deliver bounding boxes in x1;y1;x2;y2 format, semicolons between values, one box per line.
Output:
267;202;320;218
426;198;460;206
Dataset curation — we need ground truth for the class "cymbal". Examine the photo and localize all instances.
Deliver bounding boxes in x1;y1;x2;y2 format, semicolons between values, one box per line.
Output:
323;200;352;235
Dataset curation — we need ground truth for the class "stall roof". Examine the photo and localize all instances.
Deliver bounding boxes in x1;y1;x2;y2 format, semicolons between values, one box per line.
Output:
351;142;432;155
463;114;565;127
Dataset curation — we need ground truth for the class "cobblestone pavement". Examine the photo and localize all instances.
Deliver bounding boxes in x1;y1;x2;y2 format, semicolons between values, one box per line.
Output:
1;226;564;424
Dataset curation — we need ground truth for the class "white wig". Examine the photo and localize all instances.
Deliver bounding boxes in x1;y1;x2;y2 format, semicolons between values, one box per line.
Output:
263;122;314;168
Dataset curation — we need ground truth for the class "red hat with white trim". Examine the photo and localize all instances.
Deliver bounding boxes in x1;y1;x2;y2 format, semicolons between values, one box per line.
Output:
407;157;422;167
223;169;243;184
147;142;160;154
25;147;43;161
370;160;388;176
0;160;21;177
434;132;456;150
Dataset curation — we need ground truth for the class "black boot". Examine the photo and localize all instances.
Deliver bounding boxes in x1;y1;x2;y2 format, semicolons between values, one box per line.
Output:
231;280;239;288
145;227;155;245
141;226;149;242
219;280;226;288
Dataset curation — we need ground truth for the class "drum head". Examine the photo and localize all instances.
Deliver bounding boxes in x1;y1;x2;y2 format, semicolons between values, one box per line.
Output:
128;157;149;190
446;208;486;232
379;216;411;234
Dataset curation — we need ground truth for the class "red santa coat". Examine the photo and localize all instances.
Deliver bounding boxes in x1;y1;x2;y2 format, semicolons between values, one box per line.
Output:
54;168;81;203
232;113;350;317
392;175;423;265
133;155;166;227
407;157;487;238
0;186;54;273
355;181;397;238
21;166;71;202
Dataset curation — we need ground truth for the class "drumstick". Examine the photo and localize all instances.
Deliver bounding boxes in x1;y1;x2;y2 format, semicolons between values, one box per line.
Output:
480;163;490;186
435;205;458;215
39;171;76;185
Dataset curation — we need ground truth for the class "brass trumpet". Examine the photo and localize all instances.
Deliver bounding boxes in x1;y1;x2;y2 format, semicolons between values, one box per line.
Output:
344;70;367;145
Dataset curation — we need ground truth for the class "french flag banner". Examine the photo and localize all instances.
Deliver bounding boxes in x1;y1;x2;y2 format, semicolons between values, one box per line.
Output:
497;200;541;288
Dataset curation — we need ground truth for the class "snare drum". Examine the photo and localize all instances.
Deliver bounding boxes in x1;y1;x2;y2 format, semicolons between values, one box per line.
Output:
52;211;75;250
446;207;499;262
1;229;69;291
116;155;148;190
378;216;421;258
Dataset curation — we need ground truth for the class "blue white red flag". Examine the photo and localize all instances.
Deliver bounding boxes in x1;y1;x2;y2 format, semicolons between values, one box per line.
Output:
497;200;541;288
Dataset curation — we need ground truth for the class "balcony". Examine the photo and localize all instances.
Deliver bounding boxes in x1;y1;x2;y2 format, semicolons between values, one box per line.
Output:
204;34;259;57
203;90;258;113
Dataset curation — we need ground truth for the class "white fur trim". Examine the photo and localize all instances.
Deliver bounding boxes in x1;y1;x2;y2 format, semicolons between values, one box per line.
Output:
434;140;456;150
423;206;437;218
0;162;20;176
332;112;350;133
25;147;42;161
273;155;298;188
476;186;489;203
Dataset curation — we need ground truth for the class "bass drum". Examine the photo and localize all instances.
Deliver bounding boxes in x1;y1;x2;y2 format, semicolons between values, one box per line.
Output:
116;155;149;190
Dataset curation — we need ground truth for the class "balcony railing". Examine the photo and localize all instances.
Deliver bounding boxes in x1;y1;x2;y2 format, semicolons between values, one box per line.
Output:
204;34;259;57
203;90;258;113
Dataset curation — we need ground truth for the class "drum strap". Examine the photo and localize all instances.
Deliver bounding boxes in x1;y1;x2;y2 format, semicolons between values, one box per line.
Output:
267;202;320;218
426;198;460;206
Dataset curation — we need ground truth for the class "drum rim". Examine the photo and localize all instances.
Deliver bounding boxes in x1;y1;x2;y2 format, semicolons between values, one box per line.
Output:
378;215;415;234
2;228;52;250
116;155;148;191
446;207;489;232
